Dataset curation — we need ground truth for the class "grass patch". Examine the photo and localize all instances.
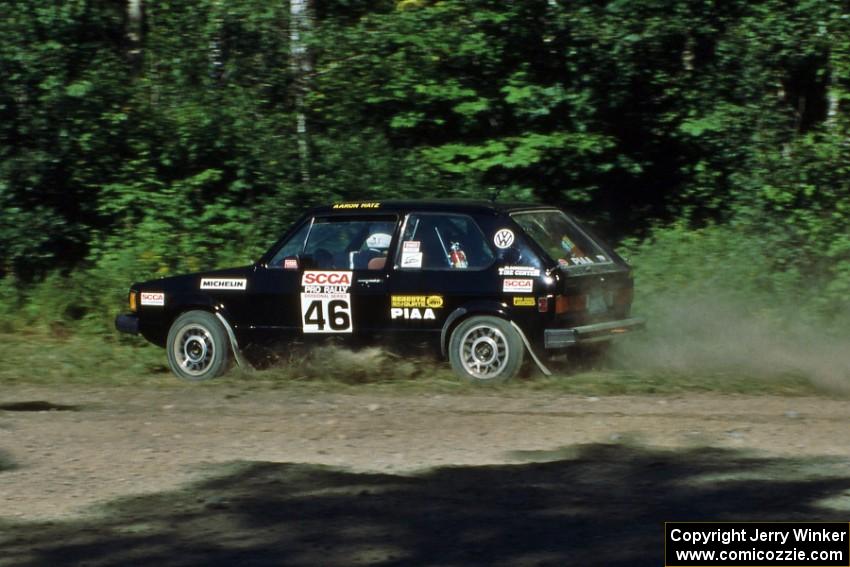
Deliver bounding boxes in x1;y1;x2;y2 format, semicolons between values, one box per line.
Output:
0;330;837;398
0;331;168;385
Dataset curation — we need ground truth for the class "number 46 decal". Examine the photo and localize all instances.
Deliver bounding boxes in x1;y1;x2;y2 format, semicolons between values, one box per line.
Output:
300;293;352;333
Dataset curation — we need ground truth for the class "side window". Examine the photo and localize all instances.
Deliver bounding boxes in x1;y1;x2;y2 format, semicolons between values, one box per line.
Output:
303;217;397;270
397;213;494;270
269;222;310;268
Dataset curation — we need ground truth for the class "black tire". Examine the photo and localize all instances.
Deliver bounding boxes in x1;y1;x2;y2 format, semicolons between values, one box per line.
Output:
448;315;524;384
165;310;231;381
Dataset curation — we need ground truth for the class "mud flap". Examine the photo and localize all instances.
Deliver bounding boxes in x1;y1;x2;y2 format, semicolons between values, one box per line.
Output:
215;312;253;370
509;321;552;376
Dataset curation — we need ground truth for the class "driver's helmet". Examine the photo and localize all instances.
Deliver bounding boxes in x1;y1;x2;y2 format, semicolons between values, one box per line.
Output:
365;232;392;251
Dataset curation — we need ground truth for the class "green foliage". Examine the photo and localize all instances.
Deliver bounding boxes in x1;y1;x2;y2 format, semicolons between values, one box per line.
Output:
623;218;850;328
0;0;848;338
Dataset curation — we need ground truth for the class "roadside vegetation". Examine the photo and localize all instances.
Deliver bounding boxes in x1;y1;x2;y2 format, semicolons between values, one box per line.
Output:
1;1;848;394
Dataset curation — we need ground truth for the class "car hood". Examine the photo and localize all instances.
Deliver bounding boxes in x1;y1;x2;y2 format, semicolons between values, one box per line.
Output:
132;266;255;293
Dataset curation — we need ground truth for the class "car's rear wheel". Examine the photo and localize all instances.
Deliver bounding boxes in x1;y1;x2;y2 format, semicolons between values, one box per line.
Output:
166;310;230;381
448;316;524;384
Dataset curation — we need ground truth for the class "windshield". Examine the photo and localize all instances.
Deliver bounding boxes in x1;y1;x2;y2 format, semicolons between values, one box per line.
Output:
511;210;612;268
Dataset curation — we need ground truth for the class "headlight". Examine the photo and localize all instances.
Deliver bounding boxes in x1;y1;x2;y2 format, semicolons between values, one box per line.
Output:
129;291;138;313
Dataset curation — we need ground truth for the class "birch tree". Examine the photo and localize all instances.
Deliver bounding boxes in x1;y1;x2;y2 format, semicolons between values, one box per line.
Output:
126;0;143;69
289;0;313;184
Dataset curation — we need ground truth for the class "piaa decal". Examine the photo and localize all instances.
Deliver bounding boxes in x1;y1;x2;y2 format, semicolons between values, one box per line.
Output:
391;308;436;320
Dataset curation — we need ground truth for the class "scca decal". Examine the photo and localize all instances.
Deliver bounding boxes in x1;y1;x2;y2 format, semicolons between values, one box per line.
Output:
503;279;533;293
140;292;164;306
301;271;354;333
302;271;352;286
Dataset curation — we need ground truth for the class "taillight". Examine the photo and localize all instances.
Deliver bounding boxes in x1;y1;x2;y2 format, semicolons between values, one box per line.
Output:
555;294;587;314
129;291;138;313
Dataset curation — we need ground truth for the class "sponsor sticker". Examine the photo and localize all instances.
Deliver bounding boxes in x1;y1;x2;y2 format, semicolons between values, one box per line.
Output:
391;295;444;308
402;240;420;251
200;278;247;290
400;251;423;268
301;292;352;333
513;297;535;307
493;229;515;249
301;271;352;291
498;265;540;277
391;307;437;320
140;292;164;306
332;202;380;209
301;271;353;333
503;279;533;293
283;258;298;270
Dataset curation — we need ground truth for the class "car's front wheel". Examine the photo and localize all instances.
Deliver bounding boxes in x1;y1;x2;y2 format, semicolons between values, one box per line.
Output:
448;316;524;384
166;310;230;381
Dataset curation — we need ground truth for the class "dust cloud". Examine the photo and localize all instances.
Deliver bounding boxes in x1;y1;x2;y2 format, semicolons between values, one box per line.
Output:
610;292;850;394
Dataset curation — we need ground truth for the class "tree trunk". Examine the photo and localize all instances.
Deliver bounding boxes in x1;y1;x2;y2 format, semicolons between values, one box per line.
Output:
290;0;313;185
826;10;849;130
126;0;143;70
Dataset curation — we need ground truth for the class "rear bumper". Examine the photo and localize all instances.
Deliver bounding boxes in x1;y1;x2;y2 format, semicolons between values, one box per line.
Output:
115;313;140;335
544;317;646;349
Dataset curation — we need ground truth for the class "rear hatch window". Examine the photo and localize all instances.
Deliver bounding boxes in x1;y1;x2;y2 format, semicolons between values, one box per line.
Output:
511;210;612;268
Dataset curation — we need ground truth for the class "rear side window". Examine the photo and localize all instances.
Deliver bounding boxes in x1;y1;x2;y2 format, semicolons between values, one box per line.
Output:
397;213;493;270
511;210;611;268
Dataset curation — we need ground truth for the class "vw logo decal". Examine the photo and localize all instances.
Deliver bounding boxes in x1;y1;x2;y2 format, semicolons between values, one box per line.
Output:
493;229;514;249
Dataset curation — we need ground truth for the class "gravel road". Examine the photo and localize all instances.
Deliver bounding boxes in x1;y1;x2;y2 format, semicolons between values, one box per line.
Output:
1;383;848;522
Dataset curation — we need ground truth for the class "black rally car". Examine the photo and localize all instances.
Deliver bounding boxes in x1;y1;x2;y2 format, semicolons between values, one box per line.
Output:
116;200;644;382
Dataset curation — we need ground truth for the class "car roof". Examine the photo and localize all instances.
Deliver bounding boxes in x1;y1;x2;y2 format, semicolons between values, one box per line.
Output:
308;199;559;216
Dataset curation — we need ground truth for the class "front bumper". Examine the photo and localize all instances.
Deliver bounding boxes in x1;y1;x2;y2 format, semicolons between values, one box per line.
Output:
115;313;140;335
544;317;646;349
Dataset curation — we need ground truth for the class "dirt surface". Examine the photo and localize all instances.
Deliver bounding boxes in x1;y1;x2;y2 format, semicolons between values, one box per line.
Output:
1;383;849;565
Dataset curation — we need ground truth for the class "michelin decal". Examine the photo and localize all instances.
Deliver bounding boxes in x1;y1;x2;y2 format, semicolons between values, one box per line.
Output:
201;278;247;290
